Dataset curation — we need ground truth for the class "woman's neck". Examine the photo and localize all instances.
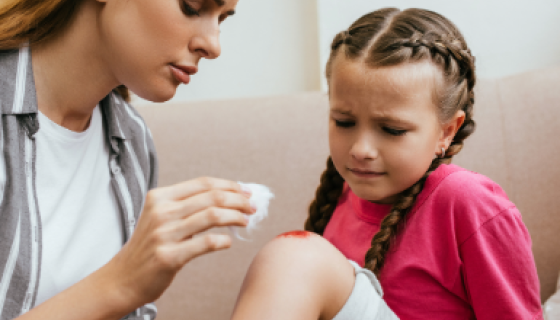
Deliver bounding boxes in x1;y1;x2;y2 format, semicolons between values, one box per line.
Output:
31;0;119;132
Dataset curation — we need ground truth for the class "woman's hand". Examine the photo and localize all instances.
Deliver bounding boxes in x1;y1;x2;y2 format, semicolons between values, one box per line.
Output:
101;177;255;311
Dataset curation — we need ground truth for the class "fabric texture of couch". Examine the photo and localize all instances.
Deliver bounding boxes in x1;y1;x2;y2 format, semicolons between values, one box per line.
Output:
137;65;560;320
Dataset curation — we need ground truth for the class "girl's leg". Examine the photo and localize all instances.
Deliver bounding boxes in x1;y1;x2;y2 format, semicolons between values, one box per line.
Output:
230;231;355;320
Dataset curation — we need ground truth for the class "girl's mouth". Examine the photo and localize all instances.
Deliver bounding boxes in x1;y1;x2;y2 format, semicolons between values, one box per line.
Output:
348;167;386;178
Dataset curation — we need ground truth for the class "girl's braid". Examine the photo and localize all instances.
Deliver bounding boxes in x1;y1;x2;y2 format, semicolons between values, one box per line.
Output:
304;157;344;235
365;32;476;276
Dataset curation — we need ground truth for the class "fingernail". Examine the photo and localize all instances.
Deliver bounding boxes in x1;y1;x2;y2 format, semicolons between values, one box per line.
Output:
239;184;252;198
251;202;257;214
244;215;250;223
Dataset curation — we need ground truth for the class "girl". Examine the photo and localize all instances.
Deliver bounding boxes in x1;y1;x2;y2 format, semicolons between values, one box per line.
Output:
0;0;254;319
230;7;543;320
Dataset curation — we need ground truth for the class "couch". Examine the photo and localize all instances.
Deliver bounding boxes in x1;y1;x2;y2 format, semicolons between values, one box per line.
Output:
136;65;560;320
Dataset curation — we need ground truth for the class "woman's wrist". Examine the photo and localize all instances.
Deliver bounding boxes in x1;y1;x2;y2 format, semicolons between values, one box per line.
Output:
92;253;144;317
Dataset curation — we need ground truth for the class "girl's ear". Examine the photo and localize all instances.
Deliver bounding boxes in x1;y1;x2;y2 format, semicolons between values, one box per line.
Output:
437;110;466;152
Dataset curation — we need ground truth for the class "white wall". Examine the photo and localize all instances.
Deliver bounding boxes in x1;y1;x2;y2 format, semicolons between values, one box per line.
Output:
135;0;560;105
135;0;321;105
318;0;560;89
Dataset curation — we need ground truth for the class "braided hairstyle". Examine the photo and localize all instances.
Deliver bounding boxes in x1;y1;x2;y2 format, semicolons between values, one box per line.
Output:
304;8;476;276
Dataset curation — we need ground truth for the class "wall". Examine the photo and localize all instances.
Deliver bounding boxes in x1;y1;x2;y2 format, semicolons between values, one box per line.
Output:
135;0;560;105
134;0;321;105
317;0;560;89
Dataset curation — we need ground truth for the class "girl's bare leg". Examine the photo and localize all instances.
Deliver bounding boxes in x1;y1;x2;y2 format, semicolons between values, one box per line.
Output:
230;231;355;320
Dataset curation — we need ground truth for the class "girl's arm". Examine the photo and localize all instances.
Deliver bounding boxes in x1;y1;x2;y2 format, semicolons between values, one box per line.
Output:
460;206;543;320
16;177;254;320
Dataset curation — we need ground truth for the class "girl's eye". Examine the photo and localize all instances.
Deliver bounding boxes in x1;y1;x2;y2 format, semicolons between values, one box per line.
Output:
383;127;407;136
181;2;200;16
334;120;355;128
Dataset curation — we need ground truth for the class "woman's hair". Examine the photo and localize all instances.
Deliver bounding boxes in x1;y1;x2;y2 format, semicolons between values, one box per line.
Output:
304;8;476;276
0;0;130;101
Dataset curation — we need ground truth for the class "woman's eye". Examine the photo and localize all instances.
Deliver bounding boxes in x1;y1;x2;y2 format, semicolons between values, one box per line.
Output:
181;2;200;16
383;127;407;136
335;120;355;128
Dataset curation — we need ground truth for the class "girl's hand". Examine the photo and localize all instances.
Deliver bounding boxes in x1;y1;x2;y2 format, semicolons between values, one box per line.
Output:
100;177;254;311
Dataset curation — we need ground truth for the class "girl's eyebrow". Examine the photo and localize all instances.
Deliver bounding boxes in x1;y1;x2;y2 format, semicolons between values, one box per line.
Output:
330;109;353;115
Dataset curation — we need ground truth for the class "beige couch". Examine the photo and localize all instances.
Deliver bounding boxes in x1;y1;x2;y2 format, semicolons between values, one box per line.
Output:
137;65;560;320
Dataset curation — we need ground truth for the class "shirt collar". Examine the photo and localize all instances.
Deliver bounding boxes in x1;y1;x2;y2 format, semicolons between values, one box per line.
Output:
1;46;130;150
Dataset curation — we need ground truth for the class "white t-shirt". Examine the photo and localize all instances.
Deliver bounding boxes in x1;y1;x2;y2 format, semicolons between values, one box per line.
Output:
27;106;122;305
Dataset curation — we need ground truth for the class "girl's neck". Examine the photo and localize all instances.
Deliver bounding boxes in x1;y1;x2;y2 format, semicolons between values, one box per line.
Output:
31;0;119;132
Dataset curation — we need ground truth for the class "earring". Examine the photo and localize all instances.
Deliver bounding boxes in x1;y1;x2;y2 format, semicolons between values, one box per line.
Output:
439;147;446;159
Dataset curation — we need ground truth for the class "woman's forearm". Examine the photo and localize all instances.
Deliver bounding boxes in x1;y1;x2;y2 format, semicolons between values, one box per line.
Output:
15;265;133;320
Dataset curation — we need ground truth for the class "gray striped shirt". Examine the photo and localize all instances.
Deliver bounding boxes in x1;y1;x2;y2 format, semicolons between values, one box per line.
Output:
0;46;158;319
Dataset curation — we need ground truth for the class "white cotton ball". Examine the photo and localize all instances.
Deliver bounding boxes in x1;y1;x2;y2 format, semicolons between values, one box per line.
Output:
230;182;274;240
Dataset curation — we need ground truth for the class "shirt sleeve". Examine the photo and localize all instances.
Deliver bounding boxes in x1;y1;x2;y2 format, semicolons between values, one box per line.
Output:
122;303;157;320
459;207;543;320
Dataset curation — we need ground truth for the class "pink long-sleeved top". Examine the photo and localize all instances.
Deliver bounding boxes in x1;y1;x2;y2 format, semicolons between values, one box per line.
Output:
324;164;543;320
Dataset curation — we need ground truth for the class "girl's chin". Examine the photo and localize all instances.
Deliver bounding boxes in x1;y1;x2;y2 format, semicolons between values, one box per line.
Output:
348;185;397;204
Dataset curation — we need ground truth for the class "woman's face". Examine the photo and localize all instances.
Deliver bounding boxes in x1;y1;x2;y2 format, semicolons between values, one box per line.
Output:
328;56;452;204
97;0;238;102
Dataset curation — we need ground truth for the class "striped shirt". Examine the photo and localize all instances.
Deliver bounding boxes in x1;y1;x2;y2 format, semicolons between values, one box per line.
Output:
0;46;158;319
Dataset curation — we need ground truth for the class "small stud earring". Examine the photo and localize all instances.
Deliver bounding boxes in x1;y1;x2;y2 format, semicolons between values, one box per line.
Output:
439;147;446;159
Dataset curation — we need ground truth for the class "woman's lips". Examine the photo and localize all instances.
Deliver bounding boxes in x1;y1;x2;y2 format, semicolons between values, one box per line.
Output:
348;168;385;178
170;65;196;84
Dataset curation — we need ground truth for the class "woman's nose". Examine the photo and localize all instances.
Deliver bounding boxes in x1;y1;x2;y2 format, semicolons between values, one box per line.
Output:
190;24;221;59
350;135;378;161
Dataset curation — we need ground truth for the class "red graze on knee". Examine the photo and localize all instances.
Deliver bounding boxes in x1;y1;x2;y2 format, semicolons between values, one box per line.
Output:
276;230;312;239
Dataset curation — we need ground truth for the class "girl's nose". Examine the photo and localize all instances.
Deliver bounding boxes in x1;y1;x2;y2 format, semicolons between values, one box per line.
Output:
190;25;221;59
350;136;378;161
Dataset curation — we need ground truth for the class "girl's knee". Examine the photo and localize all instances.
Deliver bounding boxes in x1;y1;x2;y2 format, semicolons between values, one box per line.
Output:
248;230;355;295
261;231;350;271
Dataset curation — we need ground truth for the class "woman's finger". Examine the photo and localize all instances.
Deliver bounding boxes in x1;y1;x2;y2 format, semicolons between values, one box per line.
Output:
172;233;233;265
165;177;245;201
174;190;255;219
153;207;249;242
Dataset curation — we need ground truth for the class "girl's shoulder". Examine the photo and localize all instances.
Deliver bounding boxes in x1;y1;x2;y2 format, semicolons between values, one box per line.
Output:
425;163;512;207
417;164;521;243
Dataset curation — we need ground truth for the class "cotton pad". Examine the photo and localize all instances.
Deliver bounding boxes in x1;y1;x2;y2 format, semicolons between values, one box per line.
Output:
230;182;274;240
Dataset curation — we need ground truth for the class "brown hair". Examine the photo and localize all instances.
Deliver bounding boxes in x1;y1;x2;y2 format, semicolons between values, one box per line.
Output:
305;8;476;276
0;0;130;101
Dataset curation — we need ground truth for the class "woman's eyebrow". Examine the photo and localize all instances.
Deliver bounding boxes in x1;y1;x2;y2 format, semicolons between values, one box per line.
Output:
211;0;235;15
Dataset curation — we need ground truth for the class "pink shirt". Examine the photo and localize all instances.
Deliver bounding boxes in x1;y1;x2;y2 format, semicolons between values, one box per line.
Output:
323;164;543;320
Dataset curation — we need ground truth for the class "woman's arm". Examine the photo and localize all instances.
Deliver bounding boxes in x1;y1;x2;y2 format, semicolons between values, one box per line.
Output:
16;177;254;320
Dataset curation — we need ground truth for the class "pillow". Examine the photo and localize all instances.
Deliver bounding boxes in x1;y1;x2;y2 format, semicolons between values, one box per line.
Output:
544;272;560;320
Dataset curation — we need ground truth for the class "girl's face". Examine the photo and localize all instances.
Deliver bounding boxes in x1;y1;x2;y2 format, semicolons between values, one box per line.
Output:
97;0;238;102
328;56;463;204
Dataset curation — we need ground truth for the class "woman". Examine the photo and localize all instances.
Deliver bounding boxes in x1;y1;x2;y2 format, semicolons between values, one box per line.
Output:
0;0;251;319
